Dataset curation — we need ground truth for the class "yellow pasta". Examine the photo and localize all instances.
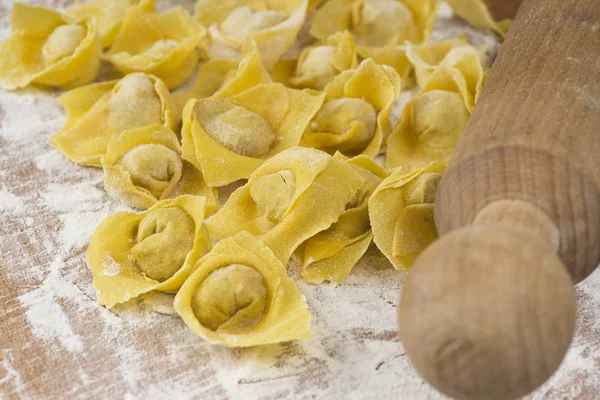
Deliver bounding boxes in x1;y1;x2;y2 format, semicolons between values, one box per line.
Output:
206;147;364;264
174;39;271;113
105;7;205;89
301;59;401;158
51;73;179;167
288;30;359;90
386;46;486;170
174;231;311;347
311;0;441;47
102;124;218;213
300;153;388;284
368;162;445;270
445;0;512;37
0;3;101;91
66;0;155;48
87;195;211;308
406;35;470;87
195;0;308;69
181;83;324;187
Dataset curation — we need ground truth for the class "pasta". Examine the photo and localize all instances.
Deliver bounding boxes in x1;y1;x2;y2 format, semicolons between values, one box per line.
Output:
105;7;205;89
445;0;512;37
300;153;388;284
206;147;364;264
51;73;179;167
311;0;441;47
0;3;101;91
174;39;271;113
66;0;155;48
289;30;359;90
102;124;218;213
406;35;470;87
87;195;211;308
174;231;311;347
368;162;445;270
301;59;402;158
181;83;324;186
195;0;308;69
386;46;486;170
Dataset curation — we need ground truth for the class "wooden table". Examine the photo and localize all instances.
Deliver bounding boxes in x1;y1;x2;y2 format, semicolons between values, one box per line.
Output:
1;1;599;399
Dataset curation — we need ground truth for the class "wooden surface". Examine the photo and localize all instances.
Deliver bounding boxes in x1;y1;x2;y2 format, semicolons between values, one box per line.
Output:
400;0;600;399
1;1;600;400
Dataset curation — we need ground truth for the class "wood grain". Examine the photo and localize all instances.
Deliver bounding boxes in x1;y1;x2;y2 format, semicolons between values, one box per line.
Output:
400;0;600;399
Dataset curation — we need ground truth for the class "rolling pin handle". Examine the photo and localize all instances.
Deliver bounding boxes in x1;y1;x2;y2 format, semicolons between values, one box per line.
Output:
398;201;577;400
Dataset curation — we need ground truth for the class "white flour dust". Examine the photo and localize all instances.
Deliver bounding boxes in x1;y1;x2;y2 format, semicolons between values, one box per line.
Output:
1;1;599;400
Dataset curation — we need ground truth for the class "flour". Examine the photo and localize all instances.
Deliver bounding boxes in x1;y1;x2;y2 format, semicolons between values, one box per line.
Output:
0;188;25;212
1;1;599;400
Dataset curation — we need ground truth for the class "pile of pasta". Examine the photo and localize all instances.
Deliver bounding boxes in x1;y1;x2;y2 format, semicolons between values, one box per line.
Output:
0;0;508;347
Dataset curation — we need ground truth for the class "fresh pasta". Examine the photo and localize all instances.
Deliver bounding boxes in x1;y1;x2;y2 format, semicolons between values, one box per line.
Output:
300;153;388;284
206;147;364;264
301;59;402;158
195;0;308;69
181;83;324;186
102;124;218;213
87;195;211;308
369;162;445;270
104;7;205;89
174;231;311;347
51;73;179;167
0;3;101;90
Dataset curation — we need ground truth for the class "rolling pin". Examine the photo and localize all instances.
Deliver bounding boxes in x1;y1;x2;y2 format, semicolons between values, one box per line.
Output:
398;0;600;399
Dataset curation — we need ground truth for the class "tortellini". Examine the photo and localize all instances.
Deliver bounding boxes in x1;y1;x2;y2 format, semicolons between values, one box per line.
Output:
406;35;470;87
206;147;364;264
301;59;401;158
311;0;441;47
105;7;206;89
174;39;271;112
289;31;359;90
386;46;486;170
174;231;311;347
66;0;155;48
51;73;179;167
300;154;388;284
445;0;512;37
195;0;308;69
181;83;324;187
0;3;101;91
102;124;218;213
87;195;211;308
368;162;444;270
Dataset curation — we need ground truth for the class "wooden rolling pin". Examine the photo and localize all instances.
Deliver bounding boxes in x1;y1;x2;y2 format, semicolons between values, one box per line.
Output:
399;0;600;399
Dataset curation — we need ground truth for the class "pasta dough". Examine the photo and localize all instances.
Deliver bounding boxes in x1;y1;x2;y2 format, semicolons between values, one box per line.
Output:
195;0;308;69
66;0;155;48
386;46;486;170
181;83;324;187
174;231;311;347
87;195;211;308
311;0;440;46
368;162;445;270
206;147;364;264
0;3;101;90
105;7;205;89
51;73;179;167
300;153;388;284
301;59;402;158
175;39;272;112
102;124;218;213
289;30;359;90
445;0;512;37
